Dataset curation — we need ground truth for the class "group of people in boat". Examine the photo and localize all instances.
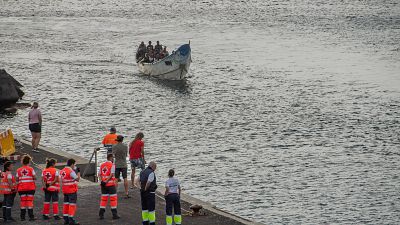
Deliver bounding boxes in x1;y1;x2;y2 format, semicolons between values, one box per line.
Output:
136;41;169;63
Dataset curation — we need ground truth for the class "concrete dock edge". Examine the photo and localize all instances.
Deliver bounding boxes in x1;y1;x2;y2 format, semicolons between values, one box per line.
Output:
13;136;265;225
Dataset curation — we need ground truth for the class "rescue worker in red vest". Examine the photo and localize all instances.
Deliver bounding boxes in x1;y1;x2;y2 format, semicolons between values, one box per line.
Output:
42;158;61;220
16;155;36;221
60;158;80;225
99;153;120;220
1;161;17;222
140;161;157;225
101;127;118;154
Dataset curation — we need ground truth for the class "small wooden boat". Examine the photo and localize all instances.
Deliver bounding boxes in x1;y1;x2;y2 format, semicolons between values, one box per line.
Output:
136;43;191;80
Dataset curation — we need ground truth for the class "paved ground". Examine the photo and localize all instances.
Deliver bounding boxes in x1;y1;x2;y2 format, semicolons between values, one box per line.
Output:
1;141;249;225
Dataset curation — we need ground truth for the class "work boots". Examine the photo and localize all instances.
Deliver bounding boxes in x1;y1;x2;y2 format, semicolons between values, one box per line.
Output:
69;218;80;225
99;208;105;220
111;209;120;220
20;209;26;221
6;208;15;222
63;216;69;225
28;209;35;221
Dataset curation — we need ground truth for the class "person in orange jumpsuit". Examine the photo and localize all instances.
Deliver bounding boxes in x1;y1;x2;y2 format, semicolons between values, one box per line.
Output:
1;161;17;222
99;153;120;220
42;158;61;220
60;159;80;225
16;155;37;221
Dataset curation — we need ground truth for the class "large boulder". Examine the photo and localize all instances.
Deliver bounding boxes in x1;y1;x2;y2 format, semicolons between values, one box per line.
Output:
0;69;24;109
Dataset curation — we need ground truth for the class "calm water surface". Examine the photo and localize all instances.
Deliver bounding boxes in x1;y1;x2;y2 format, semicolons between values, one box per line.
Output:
1;0;400;224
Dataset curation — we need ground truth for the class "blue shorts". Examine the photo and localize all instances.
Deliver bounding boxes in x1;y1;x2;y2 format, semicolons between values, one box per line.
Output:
130;158;144;169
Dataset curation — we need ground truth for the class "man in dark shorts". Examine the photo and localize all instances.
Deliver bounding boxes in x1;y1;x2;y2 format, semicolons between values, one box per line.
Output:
112;135;129;198
28;102;42;153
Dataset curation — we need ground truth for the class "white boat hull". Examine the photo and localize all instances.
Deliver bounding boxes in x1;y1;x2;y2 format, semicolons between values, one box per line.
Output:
137;44;191;80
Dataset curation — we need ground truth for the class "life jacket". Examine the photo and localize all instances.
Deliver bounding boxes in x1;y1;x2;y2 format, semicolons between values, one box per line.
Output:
140;167;157;192
42;167;60;192
0;171;17;194
60;167;78;194
17;165;36;192
99;161;116;187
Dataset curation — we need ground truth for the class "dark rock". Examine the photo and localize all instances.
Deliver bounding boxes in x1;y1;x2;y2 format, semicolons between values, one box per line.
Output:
0;69;24;109
4;107;17;114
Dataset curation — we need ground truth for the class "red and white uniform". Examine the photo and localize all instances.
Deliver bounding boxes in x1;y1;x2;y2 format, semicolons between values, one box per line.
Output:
60;167;78;194
0;171;16;194
16;166;36;192
42;168;60;192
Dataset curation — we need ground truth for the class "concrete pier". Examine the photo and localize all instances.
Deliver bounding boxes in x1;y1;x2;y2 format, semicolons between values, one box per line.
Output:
4;139;264;225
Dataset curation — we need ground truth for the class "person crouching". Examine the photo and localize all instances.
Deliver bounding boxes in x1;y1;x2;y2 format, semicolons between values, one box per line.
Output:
42;158;61;220
98;153;120;220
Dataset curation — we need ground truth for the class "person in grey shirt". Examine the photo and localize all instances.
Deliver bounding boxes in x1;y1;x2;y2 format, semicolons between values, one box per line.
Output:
112;135;130;198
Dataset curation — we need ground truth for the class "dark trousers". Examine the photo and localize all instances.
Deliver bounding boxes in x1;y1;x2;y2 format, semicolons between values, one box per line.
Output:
44;190;59;202
141;191;155;225
165;193;181;215
3;193;16;220
141;191;155;212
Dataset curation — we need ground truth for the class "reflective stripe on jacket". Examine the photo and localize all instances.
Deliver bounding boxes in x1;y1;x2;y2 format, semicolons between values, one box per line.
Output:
99;161;116;187
42;167;60;192
60;167;78;194
17;166;36;192
0;171;16;194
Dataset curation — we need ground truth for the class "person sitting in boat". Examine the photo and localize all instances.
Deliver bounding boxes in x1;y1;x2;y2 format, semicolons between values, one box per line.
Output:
147;41;153;52
154;41;163;54
160;46;169;58
139;41;146;50
148;49;155;63
136;41;147;62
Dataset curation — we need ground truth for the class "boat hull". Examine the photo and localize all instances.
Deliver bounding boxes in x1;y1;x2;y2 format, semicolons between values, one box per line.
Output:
137;44;191;80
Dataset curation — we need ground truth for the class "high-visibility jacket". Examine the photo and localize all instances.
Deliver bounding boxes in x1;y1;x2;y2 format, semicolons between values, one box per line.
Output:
60;167;78;194
42;167;60;192
0;171;16;194
99;161;116;187
16;166;36;192
101;133;118;145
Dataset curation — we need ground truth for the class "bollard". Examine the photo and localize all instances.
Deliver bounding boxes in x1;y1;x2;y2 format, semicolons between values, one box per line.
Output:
189;204;203;216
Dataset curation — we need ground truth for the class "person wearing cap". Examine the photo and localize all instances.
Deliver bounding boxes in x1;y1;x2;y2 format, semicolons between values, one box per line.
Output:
101;127;118;154
112;135;129;198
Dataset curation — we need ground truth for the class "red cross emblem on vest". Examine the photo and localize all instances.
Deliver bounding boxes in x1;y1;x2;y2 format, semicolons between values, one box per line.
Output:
102;167;108;175
61;171;67;178
21;169;29;176
44;172;52;180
